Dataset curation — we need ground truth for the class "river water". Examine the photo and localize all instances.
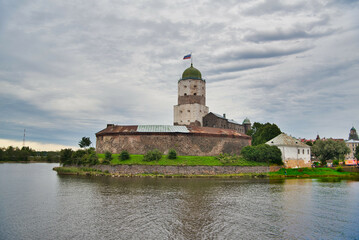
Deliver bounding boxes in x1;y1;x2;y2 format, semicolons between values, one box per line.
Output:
0;163;358;240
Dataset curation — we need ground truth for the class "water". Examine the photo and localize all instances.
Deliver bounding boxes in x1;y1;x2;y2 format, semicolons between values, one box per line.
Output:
0;163;358;240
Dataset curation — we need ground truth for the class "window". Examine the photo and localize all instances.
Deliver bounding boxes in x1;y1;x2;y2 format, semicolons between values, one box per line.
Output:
307;149;309;154
180;110;182;113
194;93;197;95
298;149;300;154
303;149;304;154
184;85;187;88
184;93;187;96
194;85;197;88
187;110;190;112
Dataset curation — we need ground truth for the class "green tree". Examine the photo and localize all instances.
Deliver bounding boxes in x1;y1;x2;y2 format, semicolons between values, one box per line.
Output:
311;139;350;165
241;144;282;165
60;148;74;165
79;137;92;149
247;122;281;146
355;146;359;160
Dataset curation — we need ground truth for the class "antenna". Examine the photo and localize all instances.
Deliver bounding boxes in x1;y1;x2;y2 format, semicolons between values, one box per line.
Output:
23;129;26;147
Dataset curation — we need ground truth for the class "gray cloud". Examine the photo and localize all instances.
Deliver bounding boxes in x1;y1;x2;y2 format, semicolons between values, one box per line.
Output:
0;0;358;148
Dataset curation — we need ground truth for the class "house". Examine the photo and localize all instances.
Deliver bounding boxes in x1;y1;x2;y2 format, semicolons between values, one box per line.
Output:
267;133;311;168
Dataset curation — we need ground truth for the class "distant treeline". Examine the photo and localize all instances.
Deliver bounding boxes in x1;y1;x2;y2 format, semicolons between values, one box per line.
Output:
0;146;61;162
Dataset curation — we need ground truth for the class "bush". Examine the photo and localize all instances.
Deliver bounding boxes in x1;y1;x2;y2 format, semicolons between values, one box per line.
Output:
119;150;130;161
143;149;162;162
105;151;112;161
60;148;74;165
216;153;239;164
167;149;177;159
333;160;339;166
336;166;343;172
241;144;283;165
88;152;99;165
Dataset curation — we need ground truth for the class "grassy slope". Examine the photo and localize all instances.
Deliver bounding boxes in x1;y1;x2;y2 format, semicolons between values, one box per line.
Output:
97;154;268;166
269;167;356;177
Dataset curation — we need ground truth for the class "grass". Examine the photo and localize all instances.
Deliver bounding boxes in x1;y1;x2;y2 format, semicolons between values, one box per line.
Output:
53;167;109;176
269;167;358;178
97;154;268;166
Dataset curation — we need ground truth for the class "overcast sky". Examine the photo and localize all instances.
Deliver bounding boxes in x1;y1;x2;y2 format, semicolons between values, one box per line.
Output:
1;0;358;150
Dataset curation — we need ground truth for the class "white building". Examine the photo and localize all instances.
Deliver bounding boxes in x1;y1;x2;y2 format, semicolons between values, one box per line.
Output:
267;133;311;168
345;139;359;160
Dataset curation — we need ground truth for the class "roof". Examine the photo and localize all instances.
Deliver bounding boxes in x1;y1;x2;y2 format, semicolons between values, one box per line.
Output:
137;125;189;133
181;63;202;80
346;139;359;143
266;133;310;148
96;124;250;139
212;112;226;119
243;118;251;124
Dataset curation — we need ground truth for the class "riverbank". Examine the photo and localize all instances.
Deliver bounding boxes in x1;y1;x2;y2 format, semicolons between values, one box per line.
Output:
53;166;359;179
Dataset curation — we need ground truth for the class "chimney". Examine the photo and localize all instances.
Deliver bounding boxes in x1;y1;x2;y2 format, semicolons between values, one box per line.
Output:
223;113;226;119
107;124;114;129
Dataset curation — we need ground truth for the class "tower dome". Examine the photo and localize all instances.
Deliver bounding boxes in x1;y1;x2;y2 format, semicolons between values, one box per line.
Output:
181;63;202;80
243;118;251;125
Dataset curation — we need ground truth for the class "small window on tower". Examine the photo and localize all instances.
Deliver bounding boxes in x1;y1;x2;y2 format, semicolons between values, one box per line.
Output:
184;85;187;88
180;110;183;113
194;85;197;88
187;110;190;112
184;93;187;96
194;93;197;95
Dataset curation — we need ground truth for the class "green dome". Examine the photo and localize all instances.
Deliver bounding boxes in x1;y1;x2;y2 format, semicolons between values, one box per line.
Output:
243;118;251;124
181;63;202;80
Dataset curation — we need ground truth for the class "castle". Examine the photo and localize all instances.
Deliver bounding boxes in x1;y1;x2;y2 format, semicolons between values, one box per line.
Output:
96;63;251;156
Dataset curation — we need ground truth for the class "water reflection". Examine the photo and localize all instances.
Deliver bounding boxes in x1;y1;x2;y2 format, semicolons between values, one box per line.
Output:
1;164;359;240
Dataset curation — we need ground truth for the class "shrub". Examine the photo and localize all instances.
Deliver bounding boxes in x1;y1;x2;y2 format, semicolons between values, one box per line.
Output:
119;150;130;161
88;152;99;165
167;149;177;159
241;144;283;165
105;151;112;161
333;160;339;166
216;153;239;164
60;148;74;165
143;149;162;162
336;166;343;172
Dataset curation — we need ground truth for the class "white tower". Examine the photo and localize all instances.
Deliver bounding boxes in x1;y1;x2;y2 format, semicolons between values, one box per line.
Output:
174;63;209;126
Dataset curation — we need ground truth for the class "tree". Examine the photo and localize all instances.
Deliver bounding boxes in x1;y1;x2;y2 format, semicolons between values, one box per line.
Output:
79;137;92;149
355;146;359;160
311;139;350;165
241;144;283;165
60;148;74;165
246;122;281;146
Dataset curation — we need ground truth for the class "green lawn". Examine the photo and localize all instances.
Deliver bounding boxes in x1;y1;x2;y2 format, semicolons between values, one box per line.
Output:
97;154;268;166
269;167;355;177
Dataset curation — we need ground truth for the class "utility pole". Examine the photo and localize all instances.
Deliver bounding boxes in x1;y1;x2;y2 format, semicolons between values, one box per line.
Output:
23;129;26;147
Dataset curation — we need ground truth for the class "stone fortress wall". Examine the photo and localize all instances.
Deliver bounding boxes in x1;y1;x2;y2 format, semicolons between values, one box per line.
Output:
96;130;251;156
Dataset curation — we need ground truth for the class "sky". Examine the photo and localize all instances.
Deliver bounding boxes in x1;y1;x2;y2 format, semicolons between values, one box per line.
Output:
0;0;358;150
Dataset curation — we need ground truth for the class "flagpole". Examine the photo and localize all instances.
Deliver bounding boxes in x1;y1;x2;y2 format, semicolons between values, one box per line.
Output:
191;52;193;65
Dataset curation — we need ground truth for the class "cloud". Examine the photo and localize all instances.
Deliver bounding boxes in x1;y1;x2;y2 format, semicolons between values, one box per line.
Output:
0;0;358;146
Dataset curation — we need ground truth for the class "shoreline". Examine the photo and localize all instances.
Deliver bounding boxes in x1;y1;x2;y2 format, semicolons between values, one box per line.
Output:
53;166;359;179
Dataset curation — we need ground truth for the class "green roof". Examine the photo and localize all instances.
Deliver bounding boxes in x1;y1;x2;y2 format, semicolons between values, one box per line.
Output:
181;63;202;80
243;118;251;124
